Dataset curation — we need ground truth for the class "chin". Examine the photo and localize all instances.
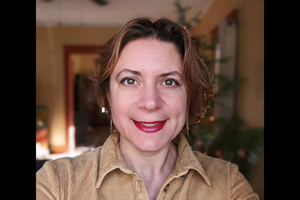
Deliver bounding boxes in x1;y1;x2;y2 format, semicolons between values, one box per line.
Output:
138;146;163;153
133;137;169;152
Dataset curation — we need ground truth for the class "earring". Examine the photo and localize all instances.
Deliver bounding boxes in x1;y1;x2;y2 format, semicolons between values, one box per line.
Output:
109;105;114;134
110;118;117;134
186;119;189;137
110;118;112;133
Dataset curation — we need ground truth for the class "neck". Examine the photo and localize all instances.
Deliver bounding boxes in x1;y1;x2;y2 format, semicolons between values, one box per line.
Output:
119;137;177;179
119;136;178;200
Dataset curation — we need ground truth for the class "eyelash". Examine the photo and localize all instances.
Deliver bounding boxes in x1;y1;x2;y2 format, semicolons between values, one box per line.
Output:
162;79;180;87
120;77;137;86
120;77;180;88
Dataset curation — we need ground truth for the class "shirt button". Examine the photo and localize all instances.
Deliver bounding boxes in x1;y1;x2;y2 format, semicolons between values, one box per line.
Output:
135;181;142;192
164;184;170;192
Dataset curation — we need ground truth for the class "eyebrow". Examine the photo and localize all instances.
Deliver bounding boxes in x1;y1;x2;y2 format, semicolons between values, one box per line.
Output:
159;71;183;79
116;69;141;79
116;68;183;79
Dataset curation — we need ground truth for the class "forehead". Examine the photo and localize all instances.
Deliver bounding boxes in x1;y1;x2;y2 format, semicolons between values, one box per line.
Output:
114;38;183;73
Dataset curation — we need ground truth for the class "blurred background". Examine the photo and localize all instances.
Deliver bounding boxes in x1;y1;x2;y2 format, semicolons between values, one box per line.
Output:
36;0;264;199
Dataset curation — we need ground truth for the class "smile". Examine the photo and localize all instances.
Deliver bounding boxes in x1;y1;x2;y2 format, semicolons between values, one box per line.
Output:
133;119;168;133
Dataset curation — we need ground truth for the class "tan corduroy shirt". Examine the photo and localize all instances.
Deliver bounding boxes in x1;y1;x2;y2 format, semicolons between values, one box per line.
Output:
36;132;259;200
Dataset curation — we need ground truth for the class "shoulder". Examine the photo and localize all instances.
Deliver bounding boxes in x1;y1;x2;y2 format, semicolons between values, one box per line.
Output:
192;151;249;180
59;146;103;169
192;151;259;199
46;146;103;172
36;146;103;199
192;150;246;181
193;150;233;173
37;145;103;177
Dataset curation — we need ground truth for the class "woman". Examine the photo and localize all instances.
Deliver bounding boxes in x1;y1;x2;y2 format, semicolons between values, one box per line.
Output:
36;17;259;200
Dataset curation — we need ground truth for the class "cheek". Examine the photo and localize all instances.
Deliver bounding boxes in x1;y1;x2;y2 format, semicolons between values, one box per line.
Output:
177;93;187;122
178;101;187;121
107;92;111;106
164;91;187;119
110;90;136;113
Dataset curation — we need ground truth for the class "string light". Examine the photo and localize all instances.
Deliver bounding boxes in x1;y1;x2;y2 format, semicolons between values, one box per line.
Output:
209;116;215;121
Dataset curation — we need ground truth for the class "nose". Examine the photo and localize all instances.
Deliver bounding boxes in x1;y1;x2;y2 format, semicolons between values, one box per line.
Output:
137;85;163;111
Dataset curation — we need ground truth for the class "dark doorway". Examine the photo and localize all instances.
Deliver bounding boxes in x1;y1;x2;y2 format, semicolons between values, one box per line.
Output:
63;45;110;152
73;72;110;148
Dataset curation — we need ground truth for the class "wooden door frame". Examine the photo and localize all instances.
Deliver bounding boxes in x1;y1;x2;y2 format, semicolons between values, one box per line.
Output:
210;9;238;112
51;45;101;153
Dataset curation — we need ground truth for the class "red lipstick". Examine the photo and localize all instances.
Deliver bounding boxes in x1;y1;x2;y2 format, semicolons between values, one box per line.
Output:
133;119;167;133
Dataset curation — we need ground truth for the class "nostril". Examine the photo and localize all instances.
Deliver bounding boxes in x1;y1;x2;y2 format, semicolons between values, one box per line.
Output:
145;101;157;110
137;86;163;110
138;95;163;110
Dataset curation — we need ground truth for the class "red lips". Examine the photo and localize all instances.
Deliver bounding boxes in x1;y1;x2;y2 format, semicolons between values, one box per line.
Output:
133;119;167;133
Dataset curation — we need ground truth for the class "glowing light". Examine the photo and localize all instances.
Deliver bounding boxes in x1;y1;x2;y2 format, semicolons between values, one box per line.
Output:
37;120;44;126
209;116;215;121
68;125;76;154
36;142;49;159
195;139;202;146
237;149;246;158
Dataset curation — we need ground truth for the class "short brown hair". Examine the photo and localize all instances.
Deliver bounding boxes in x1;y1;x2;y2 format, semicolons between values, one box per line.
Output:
92;17;214;129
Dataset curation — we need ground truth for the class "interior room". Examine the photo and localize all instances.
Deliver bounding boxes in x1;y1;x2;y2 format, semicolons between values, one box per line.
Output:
36;0;264;199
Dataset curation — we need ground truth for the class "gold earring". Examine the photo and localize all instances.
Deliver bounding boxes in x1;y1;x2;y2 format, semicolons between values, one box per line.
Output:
186;118;189;137
110;118;112;133
110;118;117;134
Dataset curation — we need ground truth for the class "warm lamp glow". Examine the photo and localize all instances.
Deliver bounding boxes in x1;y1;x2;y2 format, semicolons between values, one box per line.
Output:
68;125;76;153
51;131;66;146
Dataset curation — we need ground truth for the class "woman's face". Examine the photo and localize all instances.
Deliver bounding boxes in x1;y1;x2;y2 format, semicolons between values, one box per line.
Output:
108;38;187;152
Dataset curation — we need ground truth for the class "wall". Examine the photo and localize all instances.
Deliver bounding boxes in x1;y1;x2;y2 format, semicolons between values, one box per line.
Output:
191;0;264;199
191;0;264;127
36;26;120;148
72;53;99;75
37;1;264;196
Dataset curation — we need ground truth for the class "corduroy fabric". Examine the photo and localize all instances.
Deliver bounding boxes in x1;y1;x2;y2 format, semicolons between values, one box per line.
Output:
36;132;259;199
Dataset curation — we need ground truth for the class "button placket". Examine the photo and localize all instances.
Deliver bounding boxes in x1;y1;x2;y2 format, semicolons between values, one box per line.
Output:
135;180;142;193
181;173;188;178
163;183;170;192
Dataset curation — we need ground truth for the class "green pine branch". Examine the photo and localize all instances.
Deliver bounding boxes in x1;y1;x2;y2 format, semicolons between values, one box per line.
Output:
174;0;264;180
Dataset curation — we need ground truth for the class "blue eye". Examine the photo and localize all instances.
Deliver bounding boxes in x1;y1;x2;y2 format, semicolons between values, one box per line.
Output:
121;78;137;85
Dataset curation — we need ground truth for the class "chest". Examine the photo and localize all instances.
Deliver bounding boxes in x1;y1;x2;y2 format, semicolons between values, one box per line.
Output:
87;170;230;200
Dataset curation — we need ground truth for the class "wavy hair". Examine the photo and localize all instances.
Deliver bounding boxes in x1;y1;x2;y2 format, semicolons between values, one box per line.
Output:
91;17;214;135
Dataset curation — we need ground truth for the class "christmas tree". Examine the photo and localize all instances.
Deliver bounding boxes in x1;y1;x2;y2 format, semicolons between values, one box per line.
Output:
174;0;264;180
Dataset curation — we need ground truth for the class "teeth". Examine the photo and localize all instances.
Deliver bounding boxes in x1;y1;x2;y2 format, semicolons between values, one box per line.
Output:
140;122;162;127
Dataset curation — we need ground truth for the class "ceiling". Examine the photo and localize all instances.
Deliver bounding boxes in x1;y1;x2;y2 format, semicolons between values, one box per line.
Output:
36;0;215;27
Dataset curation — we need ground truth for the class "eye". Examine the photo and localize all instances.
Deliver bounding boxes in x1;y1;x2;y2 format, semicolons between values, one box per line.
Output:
120;78;137;85
163;79;179;87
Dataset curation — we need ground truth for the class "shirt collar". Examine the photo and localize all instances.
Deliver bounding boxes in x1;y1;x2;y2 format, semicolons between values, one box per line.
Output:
95;131;211;188
173;133;211;185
